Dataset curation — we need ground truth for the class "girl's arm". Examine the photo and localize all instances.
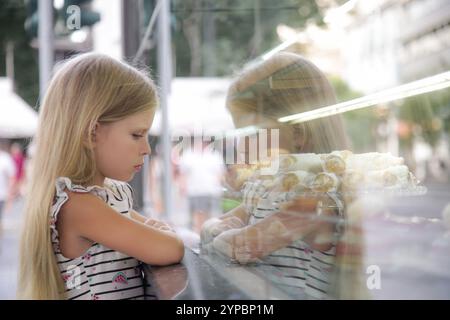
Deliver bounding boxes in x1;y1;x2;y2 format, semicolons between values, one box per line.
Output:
213;196;337;263
200;204;250;244
129;209;147;223
62;191;184;265
129;209;174;232
218;203;249;223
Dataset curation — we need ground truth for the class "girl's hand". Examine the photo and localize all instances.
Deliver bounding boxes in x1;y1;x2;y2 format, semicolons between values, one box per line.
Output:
279;195;320;214
213;195;339;262
279;194;339;252
210;216;246;236
144;218;175;232
212;227;262;264
200;216;246;245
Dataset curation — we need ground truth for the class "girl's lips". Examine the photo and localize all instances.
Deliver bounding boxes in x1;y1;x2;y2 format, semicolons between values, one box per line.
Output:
134;165;143;172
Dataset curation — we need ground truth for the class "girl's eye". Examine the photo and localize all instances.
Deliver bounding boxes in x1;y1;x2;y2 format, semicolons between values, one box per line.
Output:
132;134;143;139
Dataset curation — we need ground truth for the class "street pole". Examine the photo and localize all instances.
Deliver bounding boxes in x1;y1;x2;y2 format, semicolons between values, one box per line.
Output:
122;0;146;212
5;42;15;91
157;0;173;221
38;0;54;99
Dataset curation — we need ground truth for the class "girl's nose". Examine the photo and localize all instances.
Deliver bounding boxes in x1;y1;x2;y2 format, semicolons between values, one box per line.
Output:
142;138;151;156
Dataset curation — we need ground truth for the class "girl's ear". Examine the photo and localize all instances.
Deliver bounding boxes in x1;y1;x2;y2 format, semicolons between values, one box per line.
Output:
91;123;98;142
84;122;99;149
291;124;309;153
91;123;102;148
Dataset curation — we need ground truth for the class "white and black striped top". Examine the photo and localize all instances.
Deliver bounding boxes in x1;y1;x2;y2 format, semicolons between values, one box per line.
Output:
50;177;156;300
242;179;344;300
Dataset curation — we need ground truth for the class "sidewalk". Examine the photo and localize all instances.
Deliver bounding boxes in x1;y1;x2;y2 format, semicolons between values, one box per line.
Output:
0;197;24;299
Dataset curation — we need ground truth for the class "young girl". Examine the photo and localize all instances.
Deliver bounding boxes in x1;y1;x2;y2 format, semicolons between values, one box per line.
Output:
201;52;350;299
18;53;184;300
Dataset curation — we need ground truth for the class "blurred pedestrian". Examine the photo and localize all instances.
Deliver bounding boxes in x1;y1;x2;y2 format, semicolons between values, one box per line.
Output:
0;141;15;228
179;139;225;234
9;142;25;198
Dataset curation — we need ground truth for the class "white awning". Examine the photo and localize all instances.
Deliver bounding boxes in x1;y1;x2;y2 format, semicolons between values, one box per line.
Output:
0;78;39;138
150;78;235;137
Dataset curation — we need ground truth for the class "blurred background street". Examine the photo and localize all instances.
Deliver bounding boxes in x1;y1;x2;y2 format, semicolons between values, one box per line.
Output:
0;198;24;299
0;0;449;300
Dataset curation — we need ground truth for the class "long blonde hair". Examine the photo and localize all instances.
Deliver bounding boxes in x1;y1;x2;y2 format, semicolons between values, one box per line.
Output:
18;53;158;299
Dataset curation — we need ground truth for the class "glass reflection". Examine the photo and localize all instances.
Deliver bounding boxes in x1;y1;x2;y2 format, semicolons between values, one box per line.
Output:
198;51;447;300
201;52;353;299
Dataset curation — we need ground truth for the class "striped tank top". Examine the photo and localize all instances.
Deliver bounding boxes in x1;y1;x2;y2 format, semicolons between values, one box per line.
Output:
50;177;156;300
242;178;344;299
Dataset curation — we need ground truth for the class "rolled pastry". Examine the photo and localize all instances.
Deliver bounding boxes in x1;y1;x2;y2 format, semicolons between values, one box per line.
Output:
342;165;412;191
321;150;353;160
323;154;346;175
333;150;353;160
279;170;315;192
346;152;404;171
311;172;340;192
366;165;410;188
341;170;365;191
278;153;323;173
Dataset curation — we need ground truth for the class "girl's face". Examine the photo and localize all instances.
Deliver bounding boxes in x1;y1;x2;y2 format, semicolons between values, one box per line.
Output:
93;109;154;185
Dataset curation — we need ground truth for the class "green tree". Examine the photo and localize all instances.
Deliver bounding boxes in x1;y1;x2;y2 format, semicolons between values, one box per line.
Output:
171;0;325;77
399;89;450;147
0;0;39;108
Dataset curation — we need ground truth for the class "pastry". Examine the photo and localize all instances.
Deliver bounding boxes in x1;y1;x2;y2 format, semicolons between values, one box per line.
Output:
279;170;315;192
278;153;323;173
311;172;340;192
